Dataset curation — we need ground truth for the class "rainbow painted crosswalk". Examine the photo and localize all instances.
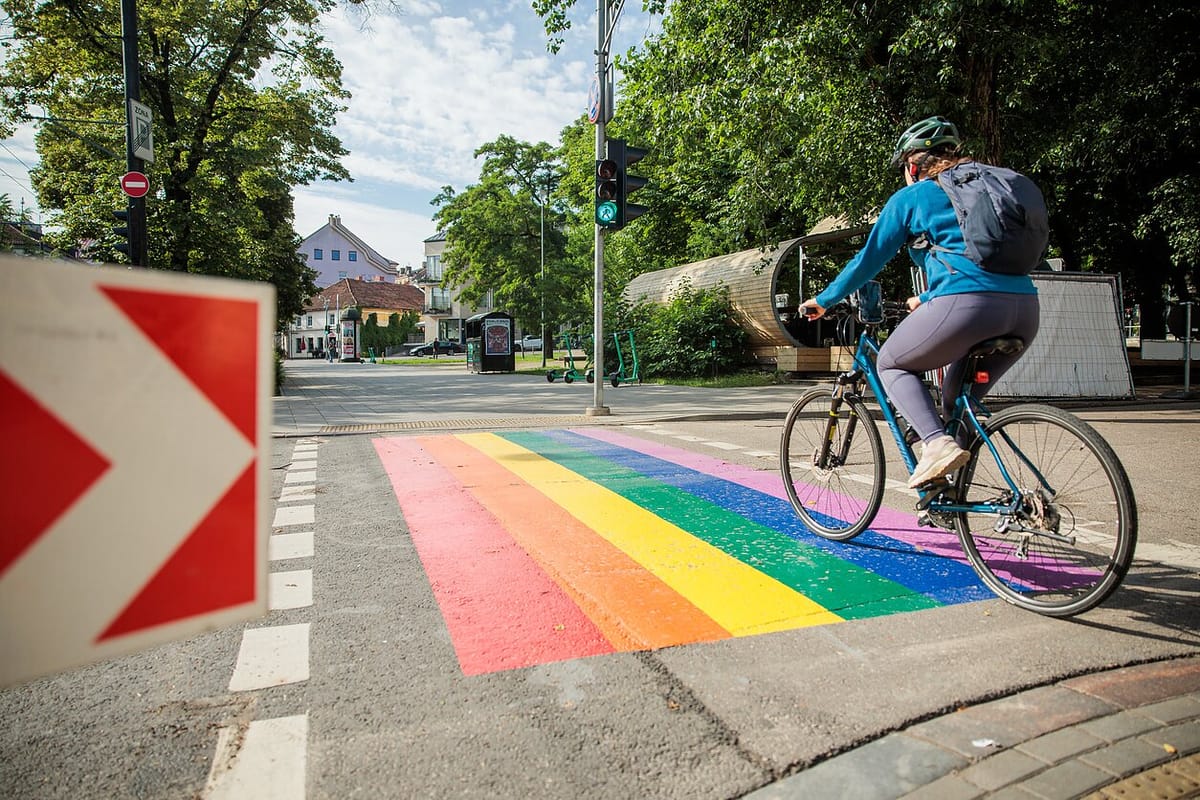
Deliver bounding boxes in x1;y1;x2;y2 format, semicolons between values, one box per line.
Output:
374;429;991;675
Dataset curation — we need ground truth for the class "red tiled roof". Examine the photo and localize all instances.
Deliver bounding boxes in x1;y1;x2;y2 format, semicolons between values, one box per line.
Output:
305;278;423;312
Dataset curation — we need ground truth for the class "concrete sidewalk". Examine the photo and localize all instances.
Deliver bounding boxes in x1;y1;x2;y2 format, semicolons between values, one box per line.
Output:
272;358;1198;438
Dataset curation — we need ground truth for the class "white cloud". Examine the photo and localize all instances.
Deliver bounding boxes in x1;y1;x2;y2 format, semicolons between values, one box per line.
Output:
291;4;595;268
1;1;661;274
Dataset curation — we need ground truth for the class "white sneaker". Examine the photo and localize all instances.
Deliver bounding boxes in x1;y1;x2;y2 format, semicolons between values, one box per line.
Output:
908;435;970;488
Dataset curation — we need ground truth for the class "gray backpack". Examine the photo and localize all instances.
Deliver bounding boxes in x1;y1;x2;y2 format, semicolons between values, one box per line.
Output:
917;161;1050;276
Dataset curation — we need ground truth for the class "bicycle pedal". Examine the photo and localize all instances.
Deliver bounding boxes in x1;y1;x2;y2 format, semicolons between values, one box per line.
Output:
913;479;951;510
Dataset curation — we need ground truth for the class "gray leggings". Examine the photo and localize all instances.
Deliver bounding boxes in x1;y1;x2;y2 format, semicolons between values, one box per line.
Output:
877;292;1040;443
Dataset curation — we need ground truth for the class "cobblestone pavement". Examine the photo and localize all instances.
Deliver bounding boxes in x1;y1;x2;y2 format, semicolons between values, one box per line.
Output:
748;657;1200;800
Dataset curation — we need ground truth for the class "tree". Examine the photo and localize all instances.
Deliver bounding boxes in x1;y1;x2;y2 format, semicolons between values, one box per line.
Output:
538;0;1199;330
359;310;418;356
0;0;351;327
432;135;590;335
1027;0;1200;336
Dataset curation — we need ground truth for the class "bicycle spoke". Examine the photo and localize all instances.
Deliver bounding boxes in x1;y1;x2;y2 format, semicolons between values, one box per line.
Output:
954;405;1136;616
781;388;885;541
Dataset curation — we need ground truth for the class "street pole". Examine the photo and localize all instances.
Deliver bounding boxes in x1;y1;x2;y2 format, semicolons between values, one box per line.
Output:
1163;300;1195;400
540;180;547;370
119;0;148;267
588;0;610;416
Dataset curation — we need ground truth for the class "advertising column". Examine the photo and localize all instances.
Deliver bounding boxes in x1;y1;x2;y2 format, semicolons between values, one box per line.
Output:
340;308;361;362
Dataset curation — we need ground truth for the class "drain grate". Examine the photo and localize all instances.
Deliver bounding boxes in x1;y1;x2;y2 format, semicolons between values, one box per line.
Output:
319;415;595;434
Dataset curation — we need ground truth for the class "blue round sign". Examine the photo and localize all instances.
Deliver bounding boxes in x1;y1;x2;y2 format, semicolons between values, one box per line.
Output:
587;79;601;124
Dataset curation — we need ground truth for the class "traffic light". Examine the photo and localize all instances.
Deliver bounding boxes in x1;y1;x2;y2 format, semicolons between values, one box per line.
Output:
594;138;649;230
612;138;649;228
112;207;132;259
595;156;620;228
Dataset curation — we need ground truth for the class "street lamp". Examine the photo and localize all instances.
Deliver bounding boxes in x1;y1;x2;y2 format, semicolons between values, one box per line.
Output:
322;297;330;361
536;167;552;370
540;179;546;370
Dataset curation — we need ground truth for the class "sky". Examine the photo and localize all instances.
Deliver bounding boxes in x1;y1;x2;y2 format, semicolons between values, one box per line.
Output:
0;0;661;270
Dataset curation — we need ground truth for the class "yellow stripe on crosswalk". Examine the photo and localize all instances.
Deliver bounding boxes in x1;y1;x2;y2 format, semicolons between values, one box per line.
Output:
459;433;843;635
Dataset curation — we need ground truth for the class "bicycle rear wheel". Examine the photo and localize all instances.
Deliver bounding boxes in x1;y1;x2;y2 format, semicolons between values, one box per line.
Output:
953;404;1137;616
780;386;885;541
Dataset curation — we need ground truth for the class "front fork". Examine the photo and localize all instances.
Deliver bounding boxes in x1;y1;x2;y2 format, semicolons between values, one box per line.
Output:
817;373;863;469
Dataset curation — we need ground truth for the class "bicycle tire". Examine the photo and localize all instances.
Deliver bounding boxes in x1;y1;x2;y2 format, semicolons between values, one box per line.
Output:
952;403;1137;617
780;386;885;540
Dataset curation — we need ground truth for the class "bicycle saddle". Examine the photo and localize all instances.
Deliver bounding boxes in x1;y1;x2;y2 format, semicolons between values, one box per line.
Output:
968;336;1025;358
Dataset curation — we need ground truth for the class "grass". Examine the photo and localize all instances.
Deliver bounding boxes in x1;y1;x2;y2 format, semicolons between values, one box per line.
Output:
375;351;788;388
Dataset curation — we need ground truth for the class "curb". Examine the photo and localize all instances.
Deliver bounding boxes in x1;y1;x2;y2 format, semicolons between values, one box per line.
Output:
745;657;1200;800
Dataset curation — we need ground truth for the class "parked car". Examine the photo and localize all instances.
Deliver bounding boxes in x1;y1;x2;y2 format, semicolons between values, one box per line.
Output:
409;340;465;357
520;334;543;351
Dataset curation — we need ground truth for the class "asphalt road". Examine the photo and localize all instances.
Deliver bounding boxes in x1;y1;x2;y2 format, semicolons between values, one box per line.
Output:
2;360;1198;799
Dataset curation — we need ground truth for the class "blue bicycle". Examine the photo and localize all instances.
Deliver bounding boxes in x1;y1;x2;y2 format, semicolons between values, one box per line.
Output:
779;281;1137;616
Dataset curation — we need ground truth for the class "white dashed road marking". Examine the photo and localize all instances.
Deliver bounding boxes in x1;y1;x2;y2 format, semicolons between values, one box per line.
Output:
273;504;314;527
268;570;313;611
228;623;310;691
269;531;314;562
278;485;315;502
204;714;308;800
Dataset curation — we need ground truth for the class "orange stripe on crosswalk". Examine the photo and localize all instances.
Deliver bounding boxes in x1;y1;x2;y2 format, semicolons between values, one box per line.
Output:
420;435;730;650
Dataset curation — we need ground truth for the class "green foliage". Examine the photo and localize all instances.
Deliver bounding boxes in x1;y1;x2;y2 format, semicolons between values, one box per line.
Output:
0;0;347;329
432;134;593;334
358;311;420;355
621;281;748;379
533;0;1199;342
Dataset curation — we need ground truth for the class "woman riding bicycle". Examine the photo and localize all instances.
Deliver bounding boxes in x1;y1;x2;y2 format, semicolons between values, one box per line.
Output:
798;115;1041;489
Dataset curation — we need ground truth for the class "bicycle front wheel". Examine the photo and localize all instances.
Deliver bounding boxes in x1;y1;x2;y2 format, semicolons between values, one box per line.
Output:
780;387;885;541
953;404;1137;616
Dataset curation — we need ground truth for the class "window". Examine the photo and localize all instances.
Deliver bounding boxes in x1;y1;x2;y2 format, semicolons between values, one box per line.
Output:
331;249;341;261
294;317;302;328
306;315;313;327
426;254;442;280
328;313;336;325
348;251;357;262
313;248;323;260
338;270;348;279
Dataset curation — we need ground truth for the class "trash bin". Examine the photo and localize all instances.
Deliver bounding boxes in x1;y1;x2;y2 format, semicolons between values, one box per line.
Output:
464;311;516;373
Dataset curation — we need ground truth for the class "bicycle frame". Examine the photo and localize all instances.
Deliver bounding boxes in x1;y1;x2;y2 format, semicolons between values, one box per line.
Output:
826;327;1037;521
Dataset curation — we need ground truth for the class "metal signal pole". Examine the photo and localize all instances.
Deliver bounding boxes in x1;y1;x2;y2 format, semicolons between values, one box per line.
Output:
588;0;614;416
120;0;148;267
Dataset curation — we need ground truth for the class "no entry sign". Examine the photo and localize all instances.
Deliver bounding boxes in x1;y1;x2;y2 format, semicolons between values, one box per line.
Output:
0;257;275;687
119;171;149;198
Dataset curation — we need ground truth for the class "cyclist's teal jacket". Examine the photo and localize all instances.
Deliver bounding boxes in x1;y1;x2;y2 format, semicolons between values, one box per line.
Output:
815;178;1038;309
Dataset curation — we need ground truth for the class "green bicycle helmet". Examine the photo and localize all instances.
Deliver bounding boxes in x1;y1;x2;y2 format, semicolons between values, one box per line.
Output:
890;115;962;167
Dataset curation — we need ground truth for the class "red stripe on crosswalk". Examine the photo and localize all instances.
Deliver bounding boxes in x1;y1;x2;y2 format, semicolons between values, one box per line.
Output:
374;436;614;675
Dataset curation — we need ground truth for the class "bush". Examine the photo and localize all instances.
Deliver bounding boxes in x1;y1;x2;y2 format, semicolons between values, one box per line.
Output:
623;281;748;379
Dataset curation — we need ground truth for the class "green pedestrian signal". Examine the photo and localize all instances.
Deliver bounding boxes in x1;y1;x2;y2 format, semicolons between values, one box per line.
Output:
594;138;650;231
595;157;620;228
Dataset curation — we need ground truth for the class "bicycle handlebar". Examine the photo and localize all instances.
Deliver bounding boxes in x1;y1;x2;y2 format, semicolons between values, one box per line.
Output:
806;299;908;323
